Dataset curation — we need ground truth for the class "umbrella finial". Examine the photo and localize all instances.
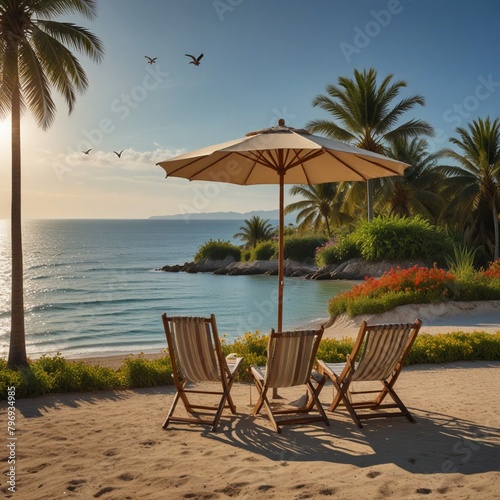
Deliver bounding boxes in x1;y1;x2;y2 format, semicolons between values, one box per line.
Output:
278;118;285;127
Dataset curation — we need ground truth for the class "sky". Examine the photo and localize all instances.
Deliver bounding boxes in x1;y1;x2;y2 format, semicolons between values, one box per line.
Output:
1;0;500;219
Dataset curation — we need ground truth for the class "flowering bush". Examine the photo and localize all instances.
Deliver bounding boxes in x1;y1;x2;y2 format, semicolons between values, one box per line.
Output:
328;265;457;317
481;259;500;279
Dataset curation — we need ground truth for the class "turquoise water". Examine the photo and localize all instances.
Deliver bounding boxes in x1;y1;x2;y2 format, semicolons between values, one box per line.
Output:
0;219;354;359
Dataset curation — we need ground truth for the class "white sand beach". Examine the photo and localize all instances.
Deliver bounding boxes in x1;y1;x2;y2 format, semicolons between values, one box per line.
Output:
324;300;500;340
2;361;499;499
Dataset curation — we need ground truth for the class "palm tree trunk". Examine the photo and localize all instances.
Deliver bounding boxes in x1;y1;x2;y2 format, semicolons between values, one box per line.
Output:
367;179;374;221
492;199;499;261
7;79;28;368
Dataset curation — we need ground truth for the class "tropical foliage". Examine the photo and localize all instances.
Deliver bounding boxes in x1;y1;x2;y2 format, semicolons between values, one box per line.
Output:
0;0;104;368
194;239;241;262
328;262;500;318
437;117;500;261
285;183;352;237
314;215;452;266
233;216;275;248
306;67;434;220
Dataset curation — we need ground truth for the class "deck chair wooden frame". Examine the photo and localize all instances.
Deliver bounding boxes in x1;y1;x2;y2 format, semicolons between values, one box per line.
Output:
251;328;329;433
317;319;421;428
162;313;243;432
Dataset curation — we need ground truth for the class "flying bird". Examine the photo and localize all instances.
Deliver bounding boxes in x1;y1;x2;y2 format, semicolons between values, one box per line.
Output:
114;150;124;158
185;53;204;66
145;56;157;64
82;149;91;154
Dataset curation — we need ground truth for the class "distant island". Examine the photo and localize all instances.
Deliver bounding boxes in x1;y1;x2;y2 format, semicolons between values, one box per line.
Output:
149;209;297;223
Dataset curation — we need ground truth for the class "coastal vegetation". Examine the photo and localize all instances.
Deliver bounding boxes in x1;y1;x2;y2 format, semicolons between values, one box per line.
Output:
328;261;500;318
233;216;275;248
306;68;434;221
194;239;241;262
1;330;499;399
314;215;452;267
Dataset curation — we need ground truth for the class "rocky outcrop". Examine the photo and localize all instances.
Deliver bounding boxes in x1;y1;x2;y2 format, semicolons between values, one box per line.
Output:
159;258;316;277
159;257;427;280
305;258;427;280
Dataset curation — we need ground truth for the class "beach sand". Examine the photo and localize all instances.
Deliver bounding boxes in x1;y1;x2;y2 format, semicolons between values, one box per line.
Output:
2;301;500;499
2;361;499;499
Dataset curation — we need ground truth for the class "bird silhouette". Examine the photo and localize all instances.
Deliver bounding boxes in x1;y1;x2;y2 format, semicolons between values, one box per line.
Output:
185;53;204;66
145;56;157;64
82;149;91;154
113;150;124;158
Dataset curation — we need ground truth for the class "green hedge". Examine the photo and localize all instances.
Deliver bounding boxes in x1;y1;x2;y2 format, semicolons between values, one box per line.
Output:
194;239;241;262
350;215;453;263
2;331;499;398
283;235;328;262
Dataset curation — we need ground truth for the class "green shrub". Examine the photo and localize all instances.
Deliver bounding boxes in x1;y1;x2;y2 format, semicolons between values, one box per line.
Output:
241;250;252;262
350;215;452;263
223;331;269;382
315;236;360;267
284;235;328;263
120;354;173;388
316;337;354;362
2;330;500;399
408;332;500;364
194;239;241;262
250;240;277;261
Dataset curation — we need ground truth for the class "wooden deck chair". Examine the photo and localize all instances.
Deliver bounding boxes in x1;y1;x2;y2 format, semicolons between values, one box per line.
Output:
162;314;243;432
317;319;421;428
250;328;329;433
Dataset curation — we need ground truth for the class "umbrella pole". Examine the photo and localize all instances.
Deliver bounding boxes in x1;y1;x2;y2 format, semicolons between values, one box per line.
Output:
273;170;285;400
278;170;284;332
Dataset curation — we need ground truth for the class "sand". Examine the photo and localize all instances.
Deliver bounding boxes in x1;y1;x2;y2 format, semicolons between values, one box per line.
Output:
1;362;499;499
324;300;500;340
1;301;500;499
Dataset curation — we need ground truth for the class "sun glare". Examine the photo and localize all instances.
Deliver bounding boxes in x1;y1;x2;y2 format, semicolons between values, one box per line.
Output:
0;119;11;148
0;118;11;137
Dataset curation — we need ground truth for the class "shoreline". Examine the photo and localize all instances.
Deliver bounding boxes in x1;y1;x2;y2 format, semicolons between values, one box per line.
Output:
68;300;500;369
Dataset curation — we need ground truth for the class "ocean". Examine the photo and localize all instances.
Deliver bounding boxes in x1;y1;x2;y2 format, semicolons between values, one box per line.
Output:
0;219;354;359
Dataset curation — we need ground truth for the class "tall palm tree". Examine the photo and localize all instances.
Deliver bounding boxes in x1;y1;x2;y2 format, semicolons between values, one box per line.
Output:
437;117;500;261
285;183;352;237
307;68;434;220
0;0;104;368
234;216;275;248
378;137;446;222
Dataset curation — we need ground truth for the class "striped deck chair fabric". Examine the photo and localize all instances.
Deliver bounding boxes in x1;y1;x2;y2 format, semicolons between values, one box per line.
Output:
317;319;422;428
250;329;329;433
162;314;243;432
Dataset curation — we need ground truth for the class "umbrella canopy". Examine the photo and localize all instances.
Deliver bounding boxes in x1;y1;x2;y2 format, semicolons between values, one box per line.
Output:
157;122;410;331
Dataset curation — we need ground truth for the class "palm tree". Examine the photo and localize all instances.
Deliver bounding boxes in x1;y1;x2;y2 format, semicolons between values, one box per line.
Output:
285;183;352;237
437;117;500;261
378;137;446;222
307;68;434;220
234;216;275;248
0;0;104;368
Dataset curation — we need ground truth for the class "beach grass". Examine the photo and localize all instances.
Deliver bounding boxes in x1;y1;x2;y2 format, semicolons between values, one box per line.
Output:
1;330;499;400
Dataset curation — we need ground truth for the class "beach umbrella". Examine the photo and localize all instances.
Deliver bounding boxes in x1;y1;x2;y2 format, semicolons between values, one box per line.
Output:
157;121;409;331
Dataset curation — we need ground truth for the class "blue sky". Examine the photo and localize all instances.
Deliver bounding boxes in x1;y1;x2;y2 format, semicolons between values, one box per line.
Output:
1;0;499;219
